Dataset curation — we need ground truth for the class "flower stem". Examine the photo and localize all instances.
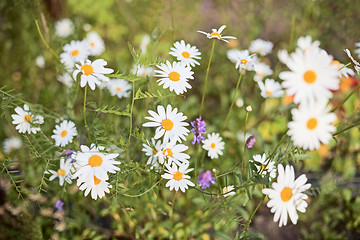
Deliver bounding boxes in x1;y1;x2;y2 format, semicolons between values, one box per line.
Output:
35;20;59;61
242;111;249;175
126;81;136;161
83;85;89;132
331;83;360;112
200;40;216;116
241;195;265;239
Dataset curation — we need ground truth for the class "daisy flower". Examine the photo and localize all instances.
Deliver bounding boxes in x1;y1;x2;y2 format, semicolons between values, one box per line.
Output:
278;49;289;64
131;64;154;78
344;49;360;74
227;49;242;63
84;31;105;56
51;120;77;147
47;158;73;186
331;60;355;78
55;18;74;38
142;104;190;143
249;39;273;56
254;62;273;82
161;162;195;192
250;153;276;179
57;73;73;87
202;132;225;159
297;36;320;52
288;101;336;150
234;50;256;71
142;138;163;170
258;78;284;98
3;136;22;154
169;40;201;67
11;104;44;134
197;25;236;43
262;164;311;227
106;78;132;99
73;59;114;90
72;144;120;183
60;40;89;69
156;140;190;166
223;185;236;197
77;175;111;200
279;48;339;105
155;61;194;95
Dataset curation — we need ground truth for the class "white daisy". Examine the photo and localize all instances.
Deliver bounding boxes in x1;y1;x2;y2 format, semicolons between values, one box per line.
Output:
279;48;339;105
297;36;320;52
254;63;273;82
169;40;201;67
197;25;236;43
131;64;154;78
106;78;131;99
47;158;73;186
288;101;336;150
84;31;105;56
55;18;74;38
156;140;190;166
161;162;195;192
51;120;77;147
234;50;256;71
249;39;273;56
77;175;111;200
142;138;163;170
142;105;190;144
57;72;73;88
11;104;44;134
73;59;114;90
140;34;151;53
35;55;45;68
60;40;89;70
202;132;225;159
344;49;360;74
331;60;355;78
72;144;120;183
278;49;289;64
262;164;311;227
250;153;276;179
355;42;360;58
223;185;236;197
258;78;284;98
227;49;242;63
155;61;194;95
3;136;22;154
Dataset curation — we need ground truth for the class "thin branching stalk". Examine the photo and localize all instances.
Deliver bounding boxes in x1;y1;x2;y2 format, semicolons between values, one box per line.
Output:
333;122;360;136
121;180;161;197
83;85;89;132
331;83;360;112
126;80;136;161
35;20;60;61
241;195;265;239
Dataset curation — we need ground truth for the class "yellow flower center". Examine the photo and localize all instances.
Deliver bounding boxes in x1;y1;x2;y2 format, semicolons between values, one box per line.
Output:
60;130;68;137
306;118;318;130
152;149;158;155
210;143;216;149
265;90;272;96
210;32;221;39
116;87;122;92
162;148;173;157
331;60;341;70
224;187;229;193
173;171;183;181
24;114;33;123
88;155;103;167
260;165;266;171
81;64;94;76
71;50;79;56
161;119;174;131
182;51;190;58
240;59;248;65
90;42;95;47
57;169;66;176
280;187;293;202
303;70;316;84
94;176;101;185
168;72;180;81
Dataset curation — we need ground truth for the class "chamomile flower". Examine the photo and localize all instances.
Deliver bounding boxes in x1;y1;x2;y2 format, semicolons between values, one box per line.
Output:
142;138;163;170
131;64;154;78
234;50;256;71
288;101;336;150
169;40;201;67
223;185;236;197
47;158;73;186
72;144;120;183
84;31;105;56
161;162;195;192
249;39;273;56
11;104;44;134
156;140;190;166
227;49;242;63
279;48;339;105
262;164;311;227
143;105;190;143
106;79;132;99
57;73;73;87
202;132;225;159
278;49;289;64
73;59;114;90
331;60;355;78
155;61;194;95
297;36;320;52
51;120;77;147
55;18;74;38
60;40;89;69
250;153;276;179
197;25;236;43
344;49;360;74
258;78;284;98
3;137;22;154
78;175;111;200
254;63;273;82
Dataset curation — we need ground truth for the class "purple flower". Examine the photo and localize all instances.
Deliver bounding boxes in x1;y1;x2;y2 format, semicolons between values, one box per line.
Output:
191;116;206;145
55;200;64;212
246;136;256;149
64;150;75;163
197;170;216;189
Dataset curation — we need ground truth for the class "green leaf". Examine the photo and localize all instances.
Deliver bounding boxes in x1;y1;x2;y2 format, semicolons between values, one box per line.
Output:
94;105;131;117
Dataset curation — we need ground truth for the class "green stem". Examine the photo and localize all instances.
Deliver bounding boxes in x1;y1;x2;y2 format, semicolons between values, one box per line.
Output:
242;195;265;239
83;85;89;132
35;20;59;61
242;111;249;175
126;81;136;161
333;122;360;136
200;40;216;116
331;83;360;112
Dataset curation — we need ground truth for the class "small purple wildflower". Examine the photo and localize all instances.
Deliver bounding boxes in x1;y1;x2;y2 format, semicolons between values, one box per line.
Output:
191;116;206;145
55;200;64;212
246;135;256;149
64;150;75;163
197;170;216;189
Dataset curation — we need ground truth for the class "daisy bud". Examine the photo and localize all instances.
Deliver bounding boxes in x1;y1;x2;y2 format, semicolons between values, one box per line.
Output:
246;105;252;112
